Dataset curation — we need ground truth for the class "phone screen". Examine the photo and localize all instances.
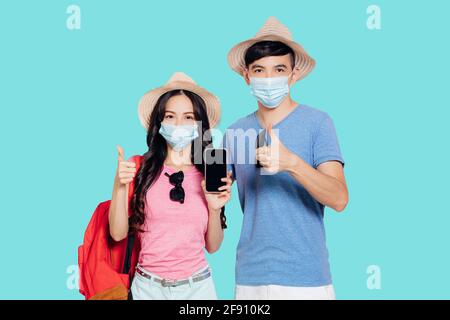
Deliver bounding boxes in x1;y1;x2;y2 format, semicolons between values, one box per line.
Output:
204;148;227;193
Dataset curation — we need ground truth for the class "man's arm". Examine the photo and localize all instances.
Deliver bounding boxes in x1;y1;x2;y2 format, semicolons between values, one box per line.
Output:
287;157;348;212
256;124;348;212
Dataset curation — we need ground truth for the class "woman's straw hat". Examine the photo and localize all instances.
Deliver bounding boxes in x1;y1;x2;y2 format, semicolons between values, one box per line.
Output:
138;72;221;130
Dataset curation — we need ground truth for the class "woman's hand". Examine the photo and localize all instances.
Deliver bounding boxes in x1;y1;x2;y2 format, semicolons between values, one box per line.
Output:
201;170;233;212
115;145;137;186
109;145;135;242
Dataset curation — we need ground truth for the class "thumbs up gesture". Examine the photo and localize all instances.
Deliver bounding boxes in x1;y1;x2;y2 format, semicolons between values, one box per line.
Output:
116;145;137;185
255;124;298;174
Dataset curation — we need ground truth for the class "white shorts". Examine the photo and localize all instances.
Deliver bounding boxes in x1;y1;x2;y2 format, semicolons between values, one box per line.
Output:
131;265;217;300
235;284;336;300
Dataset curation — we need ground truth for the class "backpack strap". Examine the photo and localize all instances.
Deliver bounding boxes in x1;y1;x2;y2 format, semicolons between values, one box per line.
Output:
122;234;135;274
122;155;143;275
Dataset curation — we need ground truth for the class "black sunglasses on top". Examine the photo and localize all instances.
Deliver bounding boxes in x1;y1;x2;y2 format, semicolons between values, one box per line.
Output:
164;171;185;204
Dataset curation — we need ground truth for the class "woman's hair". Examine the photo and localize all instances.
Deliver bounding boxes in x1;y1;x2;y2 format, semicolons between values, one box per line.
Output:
129;89;227;234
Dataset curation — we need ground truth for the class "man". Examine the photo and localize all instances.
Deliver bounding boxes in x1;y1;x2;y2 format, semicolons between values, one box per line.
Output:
223;17;348;300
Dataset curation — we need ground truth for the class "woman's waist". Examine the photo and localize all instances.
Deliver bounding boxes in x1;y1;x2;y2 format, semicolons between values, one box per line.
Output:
137;255;209;280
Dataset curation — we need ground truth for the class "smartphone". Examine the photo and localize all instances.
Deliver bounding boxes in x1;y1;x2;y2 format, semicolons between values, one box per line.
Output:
256;129;268;168
204;148;227;193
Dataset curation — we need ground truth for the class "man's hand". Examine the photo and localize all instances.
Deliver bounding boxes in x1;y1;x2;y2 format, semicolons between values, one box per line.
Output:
255;124;299;174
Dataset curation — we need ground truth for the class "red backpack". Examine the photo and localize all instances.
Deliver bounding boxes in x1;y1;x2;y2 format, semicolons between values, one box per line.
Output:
78;155;143;300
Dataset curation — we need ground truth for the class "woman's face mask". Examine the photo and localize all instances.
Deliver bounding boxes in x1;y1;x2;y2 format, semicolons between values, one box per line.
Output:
159;122;199;151
249;73;292;108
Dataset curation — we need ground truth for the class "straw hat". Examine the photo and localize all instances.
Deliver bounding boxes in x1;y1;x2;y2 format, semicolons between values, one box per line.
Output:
138;72;221;130
227;16;315;80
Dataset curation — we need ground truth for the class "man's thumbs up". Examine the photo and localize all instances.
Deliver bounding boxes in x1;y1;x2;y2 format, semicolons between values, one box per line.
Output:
256;123;298;174
267;124;280;147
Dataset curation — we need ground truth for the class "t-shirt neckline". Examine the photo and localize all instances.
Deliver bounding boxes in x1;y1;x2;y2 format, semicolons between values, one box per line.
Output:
253;103;302;129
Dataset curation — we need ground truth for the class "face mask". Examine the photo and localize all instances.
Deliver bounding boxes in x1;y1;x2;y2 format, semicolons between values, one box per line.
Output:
159;122;199;151
249;74;292;108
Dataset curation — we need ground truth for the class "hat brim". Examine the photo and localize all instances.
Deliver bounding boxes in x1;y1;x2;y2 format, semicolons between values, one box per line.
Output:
227;35;316;80
138;81;221;130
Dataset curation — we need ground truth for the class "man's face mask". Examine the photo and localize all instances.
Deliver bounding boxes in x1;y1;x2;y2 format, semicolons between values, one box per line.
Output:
249;72;293;108
158;122;199;151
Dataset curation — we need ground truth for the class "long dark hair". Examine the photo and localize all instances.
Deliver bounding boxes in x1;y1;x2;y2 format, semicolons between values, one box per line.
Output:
129;89;227;234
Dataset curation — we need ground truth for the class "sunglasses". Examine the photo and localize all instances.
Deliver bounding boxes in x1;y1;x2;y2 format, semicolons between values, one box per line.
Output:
164;171;185;204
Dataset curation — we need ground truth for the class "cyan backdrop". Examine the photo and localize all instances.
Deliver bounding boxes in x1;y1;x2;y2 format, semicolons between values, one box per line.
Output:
1;0;449;299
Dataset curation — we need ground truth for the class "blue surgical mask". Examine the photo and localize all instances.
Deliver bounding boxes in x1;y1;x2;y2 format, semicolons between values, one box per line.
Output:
159;122;199;151
249;74;291;108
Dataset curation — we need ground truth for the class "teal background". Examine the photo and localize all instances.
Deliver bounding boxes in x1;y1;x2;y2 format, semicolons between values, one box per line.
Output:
1;0;449;299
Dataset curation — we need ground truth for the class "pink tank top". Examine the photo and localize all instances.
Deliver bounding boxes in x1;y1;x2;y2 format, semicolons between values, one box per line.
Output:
138;164;209;279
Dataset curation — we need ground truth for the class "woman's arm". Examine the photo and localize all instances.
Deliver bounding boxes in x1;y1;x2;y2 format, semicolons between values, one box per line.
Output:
202;171;233;253
108;176;129;242
109;146;137;242
205;208;224;254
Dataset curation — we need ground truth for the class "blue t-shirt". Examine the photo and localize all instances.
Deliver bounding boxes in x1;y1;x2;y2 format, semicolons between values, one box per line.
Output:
222;104;345;287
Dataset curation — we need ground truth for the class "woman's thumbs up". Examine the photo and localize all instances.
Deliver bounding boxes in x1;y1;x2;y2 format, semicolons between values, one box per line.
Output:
117;145;125;162
116;145;137;185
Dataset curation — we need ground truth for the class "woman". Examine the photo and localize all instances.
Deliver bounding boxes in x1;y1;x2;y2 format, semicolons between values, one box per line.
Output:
108;72;232;300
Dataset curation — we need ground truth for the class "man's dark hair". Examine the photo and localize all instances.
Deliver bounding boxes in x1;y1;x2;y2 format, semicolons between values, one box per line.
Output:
244;41;295;69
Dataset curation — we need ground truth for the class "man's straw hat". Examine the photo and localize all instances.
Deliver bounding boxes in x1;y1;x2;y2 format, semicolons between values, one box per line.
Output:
227;16;315;80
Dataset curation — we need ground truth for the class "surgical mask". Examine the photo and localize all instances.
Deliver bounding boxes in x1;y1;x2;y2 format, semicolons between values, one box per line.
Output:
249;74;291;108
158;122;199;151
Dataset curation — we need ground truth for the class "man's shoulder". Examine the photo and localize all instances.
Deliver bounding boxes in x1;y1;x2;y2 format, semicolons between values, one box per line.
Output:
226;111;257;131
223;105;333;132
299;104;330;121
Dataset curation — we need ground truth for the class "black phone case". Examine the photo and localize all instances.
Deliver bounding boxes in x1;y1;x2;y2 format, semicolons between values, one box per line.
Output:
205;149;227;192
